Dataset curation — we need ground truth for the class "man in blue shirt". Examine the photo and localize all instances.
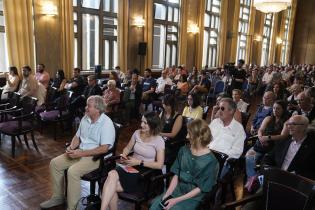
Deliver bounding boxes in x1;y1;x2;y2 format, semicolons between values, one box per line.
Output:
40;95;115;210
141;68;156;111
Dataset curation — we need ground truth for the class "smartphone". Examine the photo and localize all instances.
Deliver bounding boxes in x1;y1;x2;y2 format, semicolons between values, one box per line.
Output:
159;195;173;208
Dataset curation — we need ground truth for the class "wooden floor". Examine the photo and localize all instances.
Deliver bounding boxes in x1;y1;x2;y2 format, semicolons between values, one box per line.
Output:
0;96;260;210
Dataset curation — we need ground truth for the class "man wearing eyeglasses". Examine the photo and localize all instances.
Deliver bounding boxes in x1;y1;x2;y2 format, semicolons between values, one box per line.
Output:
263;115;315;180
208;98;246;178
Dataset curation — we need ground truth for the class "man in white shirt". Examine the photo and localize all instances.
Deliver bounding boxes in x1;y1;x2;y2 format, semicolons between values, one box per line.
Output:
155;70;173;95
209;98;246;177
40;95;116;210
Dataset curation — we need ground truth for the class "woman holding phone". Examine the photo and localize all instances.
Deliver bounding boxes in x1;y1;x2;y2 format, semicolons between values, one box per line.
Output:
150;119;219;210
100;112;165;210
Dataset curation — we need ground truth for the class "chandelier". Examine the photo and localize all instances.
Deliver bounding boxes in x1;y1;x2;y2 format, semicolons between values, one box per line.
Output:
254;0;291;13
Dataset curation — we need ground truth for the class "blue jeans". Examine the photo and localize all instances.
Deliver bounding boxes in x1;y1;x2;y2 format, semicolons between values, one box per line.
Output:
245;148;264;177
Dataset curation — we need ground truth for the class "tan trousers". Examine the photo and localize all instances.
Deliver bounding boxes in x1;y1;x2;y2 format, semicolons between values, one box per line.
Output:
50;153;99;210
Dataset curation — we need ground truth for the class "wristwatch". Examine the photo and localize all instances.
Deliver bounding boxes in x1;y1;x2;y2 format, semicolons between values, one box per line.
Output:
140;160;144;167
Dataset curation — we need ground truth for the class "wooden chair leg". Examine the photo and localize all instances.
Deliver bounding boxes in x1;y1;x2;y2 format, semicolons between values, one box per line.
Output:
11;136;16;157
30;131;38;151
23;134;30;148
17;135;22;144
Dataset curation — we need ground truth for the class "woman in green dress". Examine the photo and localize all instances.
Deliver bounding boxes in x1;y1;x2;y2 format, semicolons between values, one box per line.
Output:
150;119;219;210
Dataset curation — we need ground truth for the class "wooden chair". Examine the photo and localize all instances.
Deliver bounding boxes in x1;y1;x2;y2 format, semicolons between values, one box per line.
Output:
0;96;38;157
221;167;315;210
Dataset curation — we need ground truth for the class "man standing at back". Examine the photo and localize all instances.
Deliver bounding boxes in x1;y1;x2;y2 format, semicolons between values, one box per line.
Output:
40;95;115;210
35;64;50;89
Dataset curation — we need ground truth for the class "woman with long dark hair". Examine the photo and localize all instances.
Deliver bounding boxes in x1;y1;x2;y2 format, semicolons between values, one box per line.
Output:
1;66;20;100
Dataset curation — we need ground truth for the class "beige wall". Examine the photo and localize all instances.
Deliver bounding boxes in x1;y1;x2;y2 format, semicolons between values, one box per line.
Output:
33;0;62;76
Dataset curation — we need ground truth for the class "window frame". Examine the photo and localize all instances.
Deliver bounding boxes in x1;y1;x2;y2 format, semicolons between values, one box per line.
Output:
202;0;221;68
281;7;291;65
152;0;180;70
73;0;118;71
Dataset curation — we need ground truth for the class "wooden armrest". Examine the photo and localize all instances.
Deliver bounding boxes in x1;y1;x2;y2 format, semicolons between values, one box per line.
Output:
221;192;263;209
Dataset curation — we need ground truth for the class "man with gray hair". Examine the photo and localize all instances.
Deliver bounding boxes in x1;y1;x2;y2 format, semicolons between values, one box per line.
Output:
209;98;246;178
263;115;315;180
40;95;115;210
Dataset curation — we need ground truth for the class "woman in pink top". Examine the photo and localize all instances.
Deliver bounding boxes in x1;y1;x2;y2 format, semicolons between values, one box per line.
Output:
100;112;165;210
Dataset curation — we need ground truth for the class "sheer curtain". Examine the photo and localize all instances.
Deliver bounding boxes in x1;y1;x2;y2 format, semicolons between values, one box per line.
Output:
60;0;74;79
3;0;35;72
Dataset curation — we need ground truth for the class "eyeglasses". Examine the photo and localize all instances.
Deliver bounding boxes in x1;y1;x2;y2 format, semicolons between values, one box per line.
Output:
286;122;305;126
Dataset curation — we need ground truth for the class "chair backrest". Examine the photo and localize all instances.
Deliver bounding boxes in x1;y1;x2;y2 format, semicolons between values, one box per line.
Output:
20;96;38;114
8;92;21;108
263;168;315;210
210;149;228;176
241;112;251;130
111;122;123;155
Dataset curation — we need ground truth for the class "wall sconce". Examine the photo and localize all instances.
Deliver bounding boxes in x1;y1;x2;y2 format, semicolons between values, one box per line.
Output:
276;37;283;45
42;2;58;16
187;23;199;34
133;17;145;28
253;35;262;42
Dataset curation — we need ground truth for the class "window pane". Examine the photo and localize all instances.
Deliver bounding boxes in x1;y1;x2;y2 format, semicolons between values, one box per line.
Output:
73;12;77;21
113;40;118;68
152;24;166;69
0;33;8;71
73;0;77;6
103;27;117;36
168;0;179;3
104;40;109;69
0;16;4;26
173;8;179;22
154;3;166;20
204;14;210;27
113;0;118;13
0;0;3;10
82;14;100;70
202;30;209;67
82;0;101;9
167;25;177;33
172;45;176;66
166;44;170;67
74;38;78;67
103;16;117;25
103;0;110;11
168;7;173;21
74;24;77;33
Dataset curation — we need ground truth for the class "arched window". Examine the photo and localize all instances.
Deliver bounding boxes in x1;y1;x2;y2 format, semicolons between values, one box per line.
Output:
261;13;273;66
202;0;221;68
152;0;180;69
236;0;251;61
0;0;8;71
73;0;118;70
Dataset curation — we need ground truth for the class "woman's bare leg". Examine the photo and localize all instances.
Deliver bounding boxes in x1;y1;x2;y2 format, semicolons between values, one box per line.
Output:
100;170;123;210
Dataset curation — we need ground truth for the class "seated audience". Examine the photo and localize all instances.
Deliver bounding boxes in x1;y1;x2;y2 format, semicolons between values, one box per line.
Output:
187;67;200;87
1;66;20;100
114;66;125;82
272;82;286;101
232;89;249;113
155;70;173;97
17;65;38;98
250;91;274;134
248;68;259;96
35;63;50;88
150;119;219;210
182;93;203;120
190;70;210;95
287;83;302;112
40;95;115;210
100;112;164;210
176;74;189;96
64;67;86;97
122;73;143;124
141;68;156;111
245;100;289;192
109;70;122;89
160;94;186;164
208;98;246;178
103;80;121;113
51;69;67;92
292;91;315;124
